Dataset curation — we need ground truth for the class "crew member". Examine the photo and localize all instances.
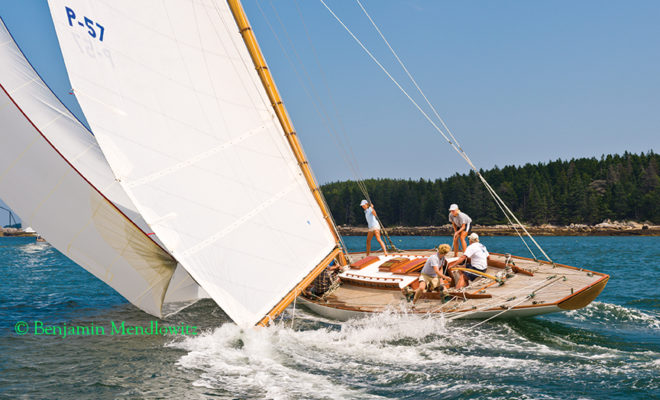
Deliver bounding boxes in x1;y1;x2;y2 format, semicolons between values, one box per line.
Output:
449;204;472;255
361;200;388;256
448;233;489;289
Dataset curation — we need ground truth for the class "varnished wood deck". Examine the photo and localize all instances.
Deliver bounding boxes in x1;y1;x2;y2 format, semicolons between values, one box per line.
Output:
301;250;609;320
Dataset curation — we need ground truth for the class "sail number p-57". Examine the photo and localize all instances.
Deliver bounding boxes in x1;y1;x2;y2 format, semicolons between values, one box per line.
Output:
65;7;105;42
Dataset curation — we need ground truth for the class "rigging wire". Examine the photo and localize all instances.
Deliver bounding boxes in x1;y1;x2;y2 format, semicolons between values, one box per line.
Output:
231;0;350;261
289;0;398;251
353;0;538;259
252;0;352;257
467;276;564;328
290;0;373;201
258;0;398;251
319;0;553;262
354;0;464;153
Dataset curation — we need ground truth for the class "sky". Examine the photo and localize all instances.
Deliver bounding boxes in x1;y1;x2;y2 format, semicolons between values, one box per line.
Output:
0;1;659;219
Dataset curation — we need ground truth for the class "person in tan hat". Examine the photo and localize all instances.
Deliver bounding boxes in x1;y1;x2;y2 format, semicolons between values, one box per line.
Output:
413;244;452;303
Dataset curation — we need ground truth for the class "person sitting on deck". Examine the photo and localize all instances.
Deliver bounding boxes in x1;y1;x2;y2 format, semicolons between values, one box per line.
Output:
448;233;489;289
449;204;472;256
360;200;388;256
413;244;452;304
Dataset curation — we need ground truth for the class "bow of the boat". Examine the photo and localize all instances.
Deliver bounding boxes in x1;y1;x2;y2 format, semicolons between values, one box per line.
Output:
557;273;609;310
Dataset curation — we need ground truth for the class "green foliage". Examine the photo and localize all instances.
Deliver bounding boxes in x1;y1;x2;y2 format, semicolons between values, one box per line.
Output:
321;151;660;226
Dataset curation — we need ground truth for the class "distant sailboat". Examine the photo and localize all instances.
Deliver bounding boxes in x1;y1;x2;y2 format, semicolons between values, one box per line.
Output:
0;0;607;327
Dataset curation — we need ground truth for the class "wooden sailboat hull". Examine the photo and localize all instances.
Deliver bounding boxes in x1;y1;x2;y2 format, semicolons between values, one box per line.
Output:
298;251;609;322
298;296;564;321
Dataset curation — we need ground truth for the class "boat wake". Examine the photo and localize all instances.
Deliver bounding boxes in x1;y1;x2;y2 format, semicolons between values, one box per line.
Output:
563;301;660;330
168;321;378;400
168;306;660;399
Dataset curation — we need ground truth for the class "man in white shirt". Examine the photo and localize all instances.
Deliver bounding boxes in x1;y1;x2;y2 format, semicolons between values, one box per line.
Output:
448;233;489;289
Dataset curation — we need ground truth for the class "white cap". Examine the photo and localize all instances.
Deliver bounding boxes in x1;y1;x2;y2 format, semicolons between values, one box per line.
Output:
360;200;368;206
468;233;479;242
449;204;459;211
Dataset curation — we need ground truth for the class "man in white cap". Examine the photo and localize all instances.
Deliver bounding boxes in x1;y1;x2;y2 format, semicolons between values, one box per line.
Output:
448;233;489;289
360;200;388;256
448;204;472;256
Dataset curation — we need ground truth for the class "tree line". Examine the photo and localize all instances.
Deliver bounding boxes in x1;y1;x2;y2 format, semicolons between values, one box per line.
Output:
320;151;660;226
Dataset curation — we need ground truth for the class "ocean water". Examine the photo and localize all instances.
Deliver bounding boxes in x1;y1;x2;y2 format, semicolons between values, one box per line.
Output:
0;235;658;399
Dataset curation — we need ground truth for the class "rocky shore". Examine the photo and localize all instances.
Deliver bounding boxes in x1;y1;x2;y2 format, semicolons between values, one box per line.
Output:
338;220;660;236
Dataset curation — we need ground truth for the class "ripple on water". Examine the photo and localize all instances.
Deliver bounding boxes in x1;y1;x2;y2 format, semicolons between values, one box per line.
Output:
2;237;660;399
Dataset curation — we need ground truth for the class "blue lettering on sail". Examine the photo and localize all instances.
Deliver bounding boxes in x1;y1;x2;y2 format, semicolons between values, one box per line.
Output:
65;6;105;42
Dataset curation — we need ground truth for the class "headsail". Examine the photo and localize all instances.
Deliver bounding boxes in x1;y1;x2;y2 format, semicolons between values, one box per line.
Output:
47;0;338;327
0;18;203;317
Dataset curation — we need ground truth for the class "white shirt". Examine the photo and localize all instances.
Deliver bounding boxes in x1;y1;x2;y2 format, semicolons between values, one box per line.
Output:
421;253;447;277
464;242;489;271
449;211;472;228
364;207;380;230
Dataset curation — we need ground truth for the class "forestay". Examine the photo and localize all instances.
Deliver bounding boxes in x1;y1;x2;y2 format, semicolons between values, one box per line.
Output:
47;0;337;327
0;18;205;316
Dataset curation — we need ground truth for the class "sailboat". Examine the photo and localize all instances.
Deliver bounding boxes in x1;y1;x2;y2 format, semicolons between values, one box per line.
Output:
0;0;607;328
0;17;206;317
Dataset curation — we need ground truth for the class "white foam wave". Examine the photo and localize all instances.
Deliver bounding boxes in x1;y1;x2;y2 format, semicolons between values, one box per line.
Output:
19;242;50;254
168;308;660;398
169;323;380;399
565;302;660;330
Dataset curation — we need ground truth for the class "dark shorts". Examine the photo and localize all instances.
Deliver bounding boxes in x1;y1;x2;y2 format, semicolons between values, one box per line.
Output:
464;263;485;281
456;223;471;235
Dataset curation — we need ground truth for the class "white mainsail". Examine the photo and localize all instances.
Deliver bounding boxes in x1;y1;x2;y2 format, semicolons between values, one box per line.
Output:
47;0;338;327
0;18;204;317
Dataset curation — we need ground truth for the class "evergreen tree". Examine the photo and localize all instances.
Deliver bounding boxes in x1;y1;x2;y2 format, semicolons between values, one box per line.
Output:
320;152;660;226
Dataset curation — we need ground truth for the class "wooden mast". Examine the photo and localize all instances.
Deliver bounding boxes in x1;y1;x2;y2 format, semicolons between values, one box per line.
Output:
226;0;347;326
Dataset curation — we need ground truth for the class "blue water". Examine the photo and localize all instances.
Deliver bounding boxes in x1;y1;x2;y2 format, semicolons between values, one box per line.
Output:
1;236;658;399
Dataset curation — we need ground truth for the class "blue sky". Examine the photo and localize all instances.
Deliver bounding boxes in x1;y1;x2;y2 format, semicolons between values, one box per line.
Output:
0;1;659;219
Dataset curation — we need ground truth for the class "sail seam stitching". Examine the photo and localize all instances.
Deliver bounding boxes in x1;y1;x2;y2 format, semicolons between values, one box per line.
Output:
124;123;270;188
8;77;38;94
179;181;298;257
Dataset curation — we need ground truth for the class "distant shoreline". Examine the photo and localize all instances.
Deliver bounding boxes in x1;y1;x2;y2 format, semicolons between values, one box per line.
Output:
338;222;660;236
